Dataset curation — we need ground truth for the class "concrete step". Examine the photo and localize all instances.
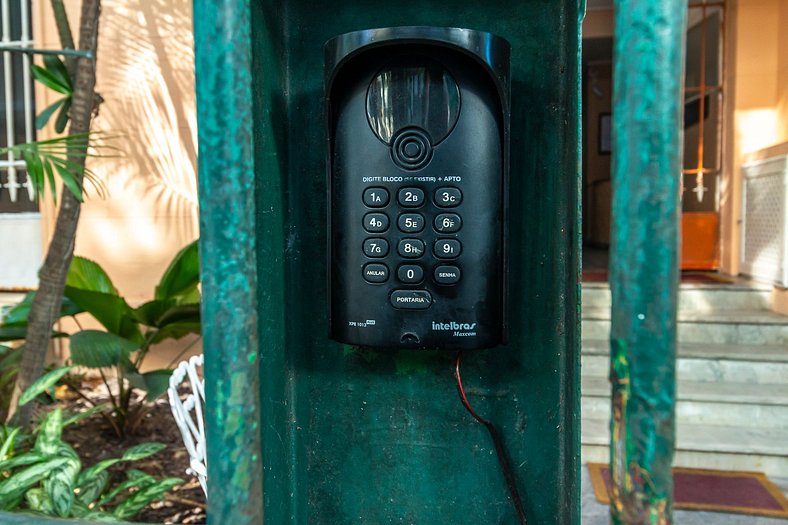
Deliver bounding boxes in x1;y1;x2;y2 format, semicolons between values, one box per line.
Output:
582;417;788;477
582;394;788;429
582;351;788;384
582;308;788;345
582;375;788;408
582;283;772;312
582;339;788;362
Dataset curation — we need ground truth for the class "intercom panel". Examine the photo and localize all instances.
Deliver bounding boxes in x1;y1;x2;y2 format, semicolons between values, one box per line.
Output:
326;27;510;350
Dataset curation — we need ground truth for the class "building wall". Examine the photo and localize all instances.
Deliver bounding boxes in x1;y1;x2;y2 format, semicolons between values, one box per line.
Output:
32;0;198;304
32;0;200;368
721;0;788;276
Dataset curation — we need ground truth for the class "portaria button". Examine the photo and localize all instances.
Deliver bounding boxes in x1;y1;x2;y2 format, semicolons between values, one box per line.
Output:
398;239;425;258
434;187;462;207
434;265;461;285
363;263;389;283
434;239;461;259
398;213;425;233
434;213;462;233
398;264;424;284
363;187;389;207
363;238;389;258
398;187;425;207
390;290;433;309
363;212;389;233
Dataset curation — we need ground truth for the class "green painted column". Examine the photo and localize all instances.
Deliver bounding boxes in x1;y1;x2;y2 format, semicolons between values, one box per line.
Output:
609;1;687;523
194;0;583;523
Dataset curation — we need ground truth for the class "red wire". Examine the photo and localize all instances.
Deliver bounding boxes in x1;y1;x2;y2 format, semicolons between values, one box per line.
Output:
454;352;528;525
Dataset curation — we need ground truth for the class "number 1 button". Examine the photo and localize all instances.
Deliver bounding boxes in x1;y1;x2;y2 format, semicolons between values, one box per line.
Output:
363;187;389;208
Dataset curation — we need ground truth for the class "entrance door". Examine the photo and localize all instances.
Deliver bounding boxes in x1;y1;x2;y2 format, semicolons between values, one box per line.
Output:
681;2;724;270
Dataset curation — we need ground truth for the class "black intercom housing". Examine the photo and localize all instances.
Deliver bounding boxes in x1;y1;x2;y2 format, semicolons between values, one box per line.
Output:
326;27;511;350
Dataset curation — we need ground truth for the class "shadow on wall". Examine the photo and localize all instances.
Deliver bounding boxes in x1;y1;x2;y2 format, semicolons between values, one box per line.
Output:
92;0;198;241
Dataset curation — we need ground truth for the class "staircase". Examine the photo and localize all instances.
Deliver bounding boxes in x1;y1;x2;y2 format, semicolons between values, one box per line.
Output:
581;282;788;477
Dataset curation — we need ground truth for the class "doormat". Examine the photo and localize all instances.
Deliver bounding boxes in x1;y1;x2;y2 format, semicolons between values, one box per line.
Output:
588;464;788;519
581;271;734;285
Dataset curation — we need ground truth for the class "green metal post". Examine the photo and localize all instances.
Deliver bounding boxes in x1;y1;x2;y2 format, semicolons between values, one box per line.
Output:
194;1;583;523
609;1;687;523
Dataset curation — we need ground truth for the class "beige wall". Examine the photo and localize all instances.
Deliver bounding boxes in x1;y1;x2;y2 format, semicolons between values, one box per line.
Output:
33;0;198;304
32;1;200;368
720;0;788;275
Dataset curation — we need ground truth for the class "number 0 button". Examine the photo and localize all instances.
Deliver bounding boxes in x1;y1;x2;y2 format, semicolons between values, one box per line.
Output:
434;187;462;207
398;264;424;284
363;238;389;258
363;187;389;208
434;239;461;258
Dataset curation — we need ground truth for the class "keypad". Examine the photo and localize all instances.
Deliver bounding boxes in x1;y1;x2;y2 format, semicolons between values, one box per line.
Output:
398;213;425;233
398;239;425;258
361;185;463;293
434;187;462;207
364;212;389;233
363;187;389;207
363;238;389;258
398;187;425;207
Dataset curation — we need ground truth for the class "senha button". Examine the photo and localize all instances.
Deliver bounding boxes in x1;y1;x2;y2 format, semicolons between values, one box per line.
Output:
390;290;432;309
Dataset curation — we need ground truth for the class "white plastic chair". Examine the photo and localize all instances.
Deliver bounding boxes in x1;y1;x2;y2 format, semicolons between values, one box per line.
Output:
167;354;207;496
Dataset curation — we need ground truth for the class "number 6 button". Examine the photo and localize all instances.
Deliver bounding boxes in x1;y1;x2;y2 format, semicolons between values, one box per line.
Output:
434;239;461;258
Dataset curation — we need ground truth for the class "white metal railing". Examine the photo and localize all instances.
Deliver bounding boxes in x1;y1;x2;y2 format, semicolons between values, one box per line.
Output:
741;154;788;287
1;0;35;204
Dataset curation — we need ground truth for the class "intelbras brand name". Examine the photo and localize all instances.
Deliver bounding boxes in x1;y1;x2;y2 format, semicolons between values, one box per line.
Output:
431;321;477;331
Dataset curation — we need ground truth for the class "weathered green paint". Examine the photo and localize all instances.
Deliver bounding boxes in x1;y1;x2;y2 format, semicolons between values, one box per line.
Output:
195;1;584;523
609;1;687;523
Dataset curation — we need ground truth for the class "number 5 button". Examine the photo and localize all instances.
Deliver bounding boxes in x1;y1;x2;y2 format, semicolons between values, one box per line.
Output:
434;239;461;259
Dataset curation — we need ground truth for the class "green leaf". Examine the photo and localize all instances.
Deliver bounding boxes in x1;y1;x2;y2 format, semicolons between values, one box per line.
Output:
53;158;82;201
0;292;83;328
122;442;166;461
24;487;53;513
43;55;72;92
76;469;108;505
111;477;182;520
63;287;141;341
44;158;57;203
62;403;110;427
18;366;74;406
149;321;201;344
77;458;121;486
155;240;200;300
31;64;71;95
0;427;20;462
34;408;63;455
22;150;44;195
67;256;118;295
0;451;45;471
0;325;27;342
0;456;70;507
45;464;78;517
35;98;66;130
53;97;72;133
69;330;139;368
97;470;155;506
125;369;173;400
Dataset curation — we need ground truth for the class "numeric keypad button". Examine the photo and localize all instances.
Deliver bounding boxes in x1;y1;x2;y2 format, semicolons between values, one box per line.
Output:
397;187;425;207
398;264;424;284
434;265;461;285
434;213;462;233
363;212;389;233
434;187;462;207
434;239;461;259
363;187;389;208
363;238;389;258
398;239;425;258
363;263;389;283
398;213;425;233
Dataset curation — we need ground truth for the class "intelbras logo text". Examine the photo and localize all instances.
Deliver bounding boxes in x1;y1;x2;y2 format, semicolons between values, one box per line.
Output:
431;321;477;331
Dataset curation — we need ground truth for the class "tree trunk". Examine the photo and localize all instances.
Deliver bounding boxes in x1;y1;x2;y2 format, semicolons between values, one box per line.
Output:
9;0;101;426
